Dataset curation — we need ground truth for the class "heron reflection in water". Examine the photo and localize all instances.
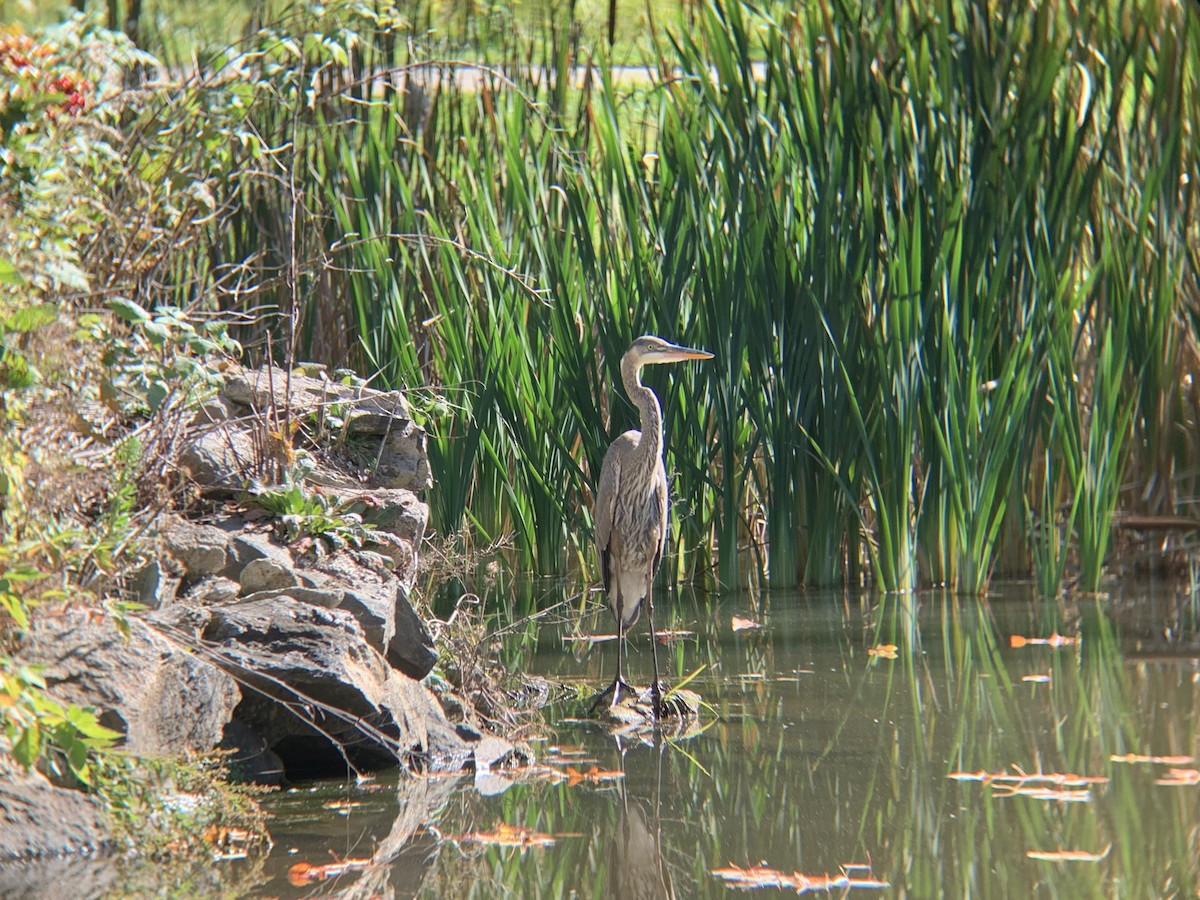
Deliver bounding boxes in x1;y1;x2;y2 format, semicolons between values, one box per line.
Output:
609;735;675;899
591;335;713;718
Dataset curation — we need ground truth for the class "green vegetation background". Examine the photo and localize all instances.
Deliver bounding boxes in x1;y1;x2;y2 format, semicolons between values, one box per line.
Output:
3;0;1199;603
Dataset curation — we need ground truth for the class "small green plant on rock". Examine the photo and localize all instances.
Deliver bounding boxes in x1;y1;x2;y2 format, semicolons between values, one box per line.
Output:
94;299;242;418
0;656;122;786
247;467;385;551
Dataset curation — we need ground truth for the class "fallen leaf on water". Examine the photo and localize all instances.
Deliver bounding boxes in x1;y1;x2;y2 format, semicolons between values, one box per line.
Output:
201;825;258;847
565;765;626;787
450;822;570;849
948;766;1108;787
288;857;372;885
993;785;1094;802
1111;753;1194;765
654;629;694;644
731;616;761;632
546;745;590;757
711;863;889;892
1010;633;1079;649
506;765;569;784
1155;768;1200;786
1027;845;1112;862
321;799;363;813
868;644;898;659
1021;673;1052;683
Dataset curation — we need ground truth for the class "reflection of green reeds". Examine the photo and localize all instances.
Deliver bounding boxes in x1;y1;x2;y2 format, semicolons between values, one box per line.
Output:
404;587;1200;896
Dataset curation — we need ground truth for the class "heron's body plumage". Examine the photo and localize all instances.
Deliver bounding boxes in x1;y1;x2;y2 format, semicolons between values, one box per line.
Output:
596;429;669;629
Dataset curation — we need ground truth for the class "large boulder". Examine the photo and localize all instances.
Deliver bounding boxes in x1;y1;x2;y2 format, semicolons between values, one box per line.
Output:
171;597;467;775
18;610;240;756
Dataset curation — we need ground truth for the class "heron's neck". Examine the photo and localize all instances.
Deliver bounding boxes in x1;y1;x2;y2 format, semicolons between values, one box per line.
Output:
621;357;662;469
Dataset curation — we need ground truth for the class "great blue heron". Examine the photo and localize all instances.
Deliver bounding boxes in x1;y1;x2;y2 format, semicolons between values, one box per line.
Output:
592;335;713;718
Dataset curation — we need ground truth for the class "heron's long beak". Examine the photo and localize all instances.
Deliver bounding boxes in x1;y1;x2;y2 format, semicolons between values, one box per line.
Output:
655;341;714;363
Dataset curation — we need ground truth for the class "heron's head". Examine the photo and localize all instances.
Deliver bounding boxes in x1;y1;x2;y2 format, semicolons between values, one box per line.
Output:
624;335;714;368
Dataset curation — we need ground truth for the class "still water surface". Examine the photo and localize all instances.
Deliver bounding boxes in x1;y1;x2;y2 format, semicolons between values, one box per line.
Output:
253;584;1200;898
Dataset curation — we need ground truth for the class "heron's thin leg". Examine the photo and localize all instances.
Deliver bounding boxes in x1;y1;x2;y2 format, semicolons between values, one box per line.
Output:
614;614;626;704
647;576;664;720
590;607;633;714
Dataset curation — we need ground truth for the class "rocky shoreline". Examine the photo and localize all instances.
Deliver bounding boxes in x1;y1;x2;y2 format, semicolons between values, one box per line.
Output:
1;366;511;859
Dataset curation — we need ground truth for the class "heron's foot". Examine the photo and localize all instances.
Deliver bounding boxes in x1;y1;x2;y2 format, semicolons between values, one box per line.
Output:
589;676;636;715
649;680;671;720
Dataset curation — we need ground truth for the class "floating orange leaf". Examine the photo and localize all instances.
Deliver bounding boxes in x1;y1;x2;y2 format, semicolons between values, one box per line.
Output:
565;765;626;787
201;824;261;859
451;822;565;849
868;644;898;659
1010;632;1078;649
1111;753;1194;765
947;766;1109;785
288;857;372;885
1155;768;1200;786
731;616;761;632
948;766;1107;802
201;824;256;847
1027;845;1112;862
711;863;889;892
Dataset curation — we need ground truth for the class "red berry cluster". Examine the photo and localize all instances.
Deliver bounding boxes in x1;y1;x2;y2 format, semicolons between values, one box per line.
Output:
49;74;90;115
1;29;92;121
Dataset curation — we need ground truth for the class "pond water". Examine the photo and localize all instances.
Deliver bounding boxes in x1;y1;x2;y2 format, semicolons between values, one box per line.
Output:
248;583;1200;899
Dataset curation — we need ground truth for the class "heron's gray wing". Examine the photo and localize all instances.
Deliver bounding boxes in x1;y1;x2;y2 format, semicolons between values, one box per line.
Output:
650;459;669;576
595;445;621;593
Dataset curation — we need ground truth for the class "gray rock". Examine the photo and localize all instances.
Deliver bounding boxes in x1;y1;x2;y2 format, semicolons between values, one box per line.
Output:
377;423;433;491
178;423;258;492
352;487;428;545
223;366;418;437
0;772;109;860
389;587;437;680
181;576;241;604
297;550;437;679
238;557;297;594
159;516;230;577
188;393;238;427
239;585;344;608
226;531;294;579
17;610;241;756
305;551;397;653
179;363;432;509
131;559;180;610
196;597;467;772
0;854;118;899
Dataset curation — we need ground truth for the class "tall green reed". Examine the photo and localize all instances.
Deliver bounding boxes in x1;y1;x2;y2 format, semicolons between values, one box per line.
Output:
127;0;1198;597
